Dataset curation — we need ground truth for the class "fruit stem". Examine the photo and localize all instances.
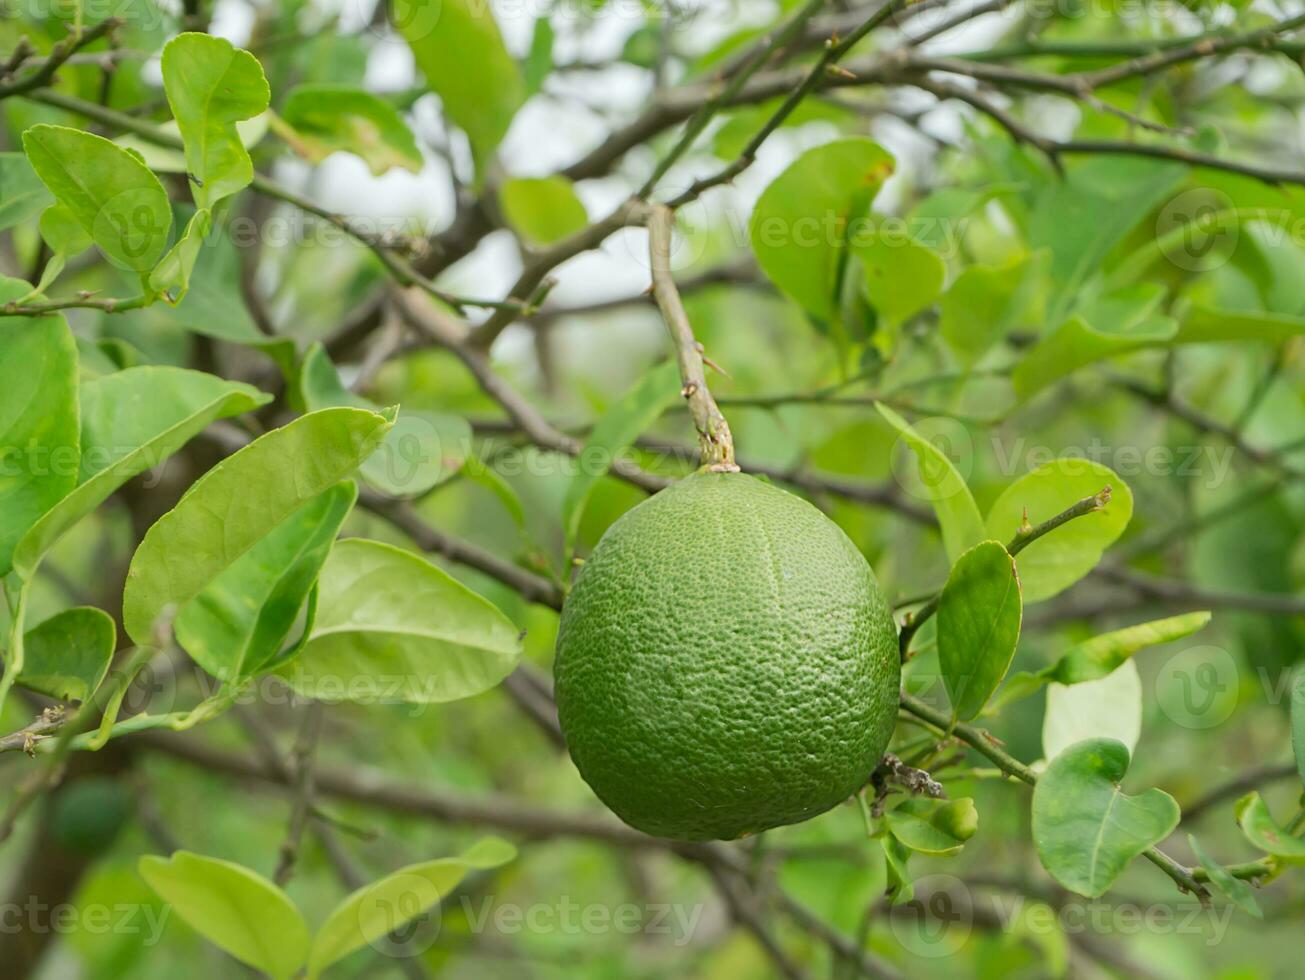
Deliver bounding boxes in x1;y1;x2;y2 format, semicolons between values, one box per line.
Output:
645;204;739;472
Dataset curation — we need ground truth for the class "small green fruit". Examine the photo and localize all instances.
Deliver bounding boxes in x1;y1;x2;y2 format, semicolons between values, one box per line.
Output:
554;472;900;841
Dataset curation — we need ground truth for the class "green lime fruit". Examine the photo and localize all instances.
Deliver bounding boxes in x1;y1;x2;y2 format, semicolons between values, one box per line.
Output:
554;471;900;841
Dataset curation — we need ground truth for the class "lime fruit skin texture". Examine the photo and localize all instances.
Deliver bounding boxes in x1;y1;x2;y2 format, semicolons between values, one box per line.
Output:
554;471;900;841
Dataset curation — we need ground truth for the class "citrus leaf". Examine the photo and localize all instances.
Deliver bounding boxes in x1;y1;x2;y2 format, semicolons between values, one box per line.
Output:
937;540;1022;720
1176;304;1305;344
854;226;944;349
396;0;524;174
277;85;422;175
875;402;984;563
161;33;270;209
984;459;1133;603
500;176;588;246
138;851;309;980
0;152;53;230
306;837;516;978
1032;738;1180;897
940;252;1041;367
562;359;680;557
122;407;393;645
116;116;269;175
281;539;522;704
298;344;471;497
148;207;211;303
0;297;78;577
991;611;1211;713
22;125;171;272
14;367;269;579
1235;792;1305;862
175;482;356;681
16;607;115;703
884;797;978;856
1042;660;1142;762
1187;834;1262;918
749;138;895;322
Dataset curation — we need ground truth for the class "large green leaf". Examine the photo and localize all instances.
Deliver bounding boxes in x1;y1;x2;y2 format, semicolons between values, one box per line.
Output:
1042;660;1143;761
16;607;115;703
276;84;422;175
940;252;1041;367
875;402;984;563
993;611;1211;712
1176;304;1305;344
984;459;1132;603
1013;284;1176;400
854;225;944;349
1235;792;1305;862
305;837;516;978
500;176;588;246
937;540;1022;721
0;299;79;577
1032;738;1180;897
161;33;270;209
175;483;356;681
749;139;895;322
298;344;471;497
562;359;680;557
22;125;171;273
1028;156;1186;320
396;0;525;172
14;366;269;579
0;152;53;231
884;798;978;856
282;538;522;704
138;851;310;980
122;407;393;645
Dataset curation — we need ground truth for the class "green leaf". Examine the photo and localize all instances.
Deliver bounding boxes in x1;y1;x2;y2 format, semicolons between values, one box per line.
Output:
148;207;212;303
1042;660;1142;761
298;344;471;497
500;176;588;246
523;17;555;95
874;402;984;563
1235;792;1305;862
39;202;92;257
161;33;271;209
396;0;525;173
276;85;422;175
0;301;79;577
562;359;680;557
13;367;270;579
884;798;978;856
175;482;356;681
749;138;895;322
22;125;172;272
854;226;944;337
1032;738;1180;897
937;540;1022;721
16;607;115;703
1187;834;1262;917
1176;304;1305;344
282;539;522;704
1013;284;1177;400
116;116;269;175
940;252;1042;367
138;851;309;980
305;837;516;979
992;612;1211;713
0;152;53;231
984;459;1133;603
122;407;394;645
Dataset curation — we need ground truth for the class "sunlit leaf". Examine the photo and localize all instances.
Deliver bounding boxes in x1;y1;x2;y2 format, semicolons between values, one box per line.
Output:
500;176;588;246
1032;738;1180;897
277;85;423;175
1042;660;1142;761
